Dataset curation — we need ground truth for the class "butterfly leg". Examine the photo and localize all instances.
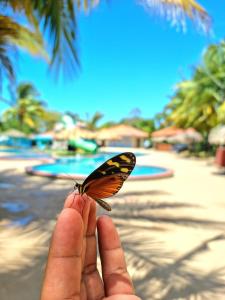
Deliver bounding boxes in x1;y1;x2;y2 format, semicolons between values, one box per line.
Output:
68;184;78;208
95;198;112;211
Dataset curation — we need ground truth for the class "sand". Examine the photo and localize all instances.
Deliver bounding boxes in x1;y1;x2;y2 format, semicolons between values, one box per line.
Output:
0;150;225;299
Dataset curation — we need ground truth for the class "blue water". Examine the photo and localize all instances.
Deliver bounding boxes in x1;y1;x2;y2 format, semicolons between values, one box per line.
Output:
32;153;168;177
10;153;51;159
0;148;51;159
0;148;24;153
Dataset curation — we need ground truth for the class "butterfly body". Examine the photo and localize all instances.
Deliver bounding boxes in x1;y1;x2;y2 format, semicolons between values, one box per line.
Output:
75;182;85;195
74;152;136;211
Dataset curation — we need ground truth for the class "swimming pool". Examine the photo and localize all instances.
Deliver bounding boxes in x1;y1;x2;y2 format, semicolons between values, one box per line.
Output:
0;148;24;153
26;153;173;180
0;148;51;160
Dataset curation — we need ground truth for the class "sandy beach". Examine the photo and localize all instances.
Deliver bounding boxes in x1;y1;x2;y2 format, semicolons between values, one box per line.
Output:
0;150;225;299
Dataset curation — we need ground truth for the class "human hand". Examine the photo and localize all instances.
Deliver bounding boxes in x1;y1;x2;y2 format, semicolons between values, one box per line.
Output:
41;193;141;300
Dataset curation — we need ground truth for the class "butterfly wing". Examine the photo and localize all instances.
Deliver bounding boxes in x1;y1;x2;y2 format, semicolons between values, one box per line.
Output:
81;152;136;208
82;152;136;187
84;174;126;199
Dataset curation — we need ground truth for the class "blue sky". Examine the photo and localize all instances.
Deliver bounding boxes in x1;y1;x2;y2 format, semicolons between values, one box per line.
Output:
1;0;225;124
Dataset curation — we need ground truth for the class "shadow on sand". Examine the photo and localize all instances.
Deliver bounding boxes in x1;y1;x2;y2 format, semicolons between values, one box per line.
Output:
0;169;225;299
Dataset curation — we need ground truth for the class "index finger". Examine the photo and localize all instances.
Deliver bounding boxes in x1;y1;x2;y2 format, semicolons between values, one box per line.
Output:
41;208;83;300
41;194;87;300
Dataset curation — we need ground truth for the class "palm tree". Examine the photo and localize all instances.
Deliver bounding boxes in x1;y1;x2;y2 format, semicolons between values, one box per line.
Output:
0;15;46;92
2;82;47;133
86;111;104;130
0;0;210;85
164;41;225;135
154;111;168;129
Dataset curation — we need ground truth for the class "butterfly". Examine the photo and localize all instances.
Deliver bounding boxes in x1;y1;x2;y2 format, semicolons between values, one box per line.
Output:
74;152;136;211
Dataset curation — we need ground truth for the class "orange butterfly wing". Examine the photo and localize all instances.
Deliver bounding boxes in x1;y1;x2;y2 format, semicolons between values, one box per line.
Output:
84;174;125;199
77;152;136;211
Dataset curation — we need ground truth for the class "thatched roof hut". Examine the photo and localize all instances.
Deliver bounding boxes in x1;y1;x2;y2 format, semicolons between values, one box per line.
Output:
96;124;148;147
167;128;202;144
151;127;202;150
151;127;183;138
97;124;148;139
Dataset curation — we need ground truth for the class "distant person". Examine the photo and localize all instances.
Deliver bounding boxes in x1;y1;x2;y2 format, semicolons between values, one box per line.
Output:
143;139;152;149
41;193;141;300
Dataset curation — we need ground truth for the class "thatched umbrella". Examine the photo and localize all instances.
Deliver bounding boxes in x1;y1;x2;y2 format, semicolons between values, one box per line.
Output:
208;126;225;145
3;129;26;138
167;128;203;144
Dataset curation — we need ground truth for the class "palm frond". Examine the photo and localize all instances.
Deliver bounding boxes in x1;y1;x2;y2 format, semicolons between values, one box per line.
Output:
76;0;100;11
0;45;14;83
139;0;211;32
16;82;40;99
0;15;46;57
32;0;80;75
0;0;211;79
0;15;46;86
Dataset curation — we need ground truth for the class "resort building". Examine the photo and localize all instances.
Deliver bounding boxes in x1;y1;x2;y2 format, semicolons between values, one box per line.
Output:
96;124;148;148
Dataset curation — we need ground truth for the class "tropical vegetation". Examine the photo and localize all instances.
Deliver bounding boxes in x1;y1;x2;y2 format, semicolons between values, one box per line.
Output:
161;40;225;137
1;82;61;134
86;112;104;130
120;117;155;137
0;2;223;151
0;14;46;91
2;37;225;139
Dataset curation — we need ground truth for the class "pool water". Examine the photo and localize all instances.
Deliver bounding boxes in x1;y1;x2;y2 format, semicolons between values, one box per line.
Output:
0;148;51;159
29;153;172;179
0;148;24;153
9;152;51;159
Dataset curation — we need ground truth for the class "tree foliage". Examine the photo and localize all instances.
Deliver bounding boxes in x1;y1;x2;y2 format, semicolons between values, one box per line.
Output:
0;14;46;88
85;111;104;130
164;41;225;135
1;82;61;133
120;109;156;135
